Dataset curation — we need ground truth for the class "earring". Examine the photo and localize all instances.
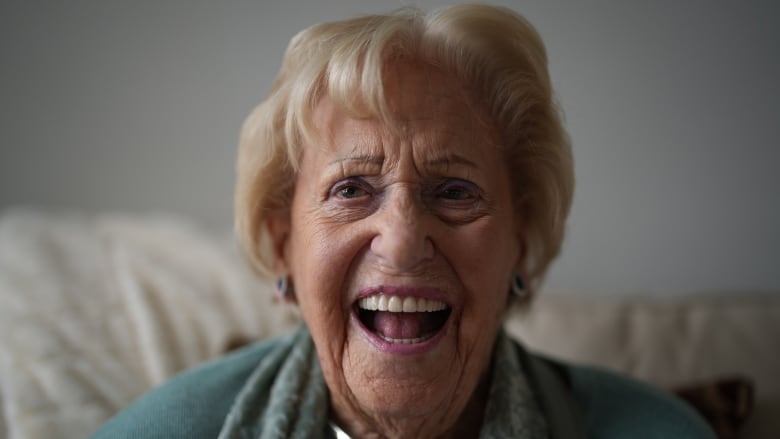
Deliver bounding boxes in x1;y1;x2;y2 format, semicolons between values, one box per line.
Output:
511;274;528;298
275;277;293;301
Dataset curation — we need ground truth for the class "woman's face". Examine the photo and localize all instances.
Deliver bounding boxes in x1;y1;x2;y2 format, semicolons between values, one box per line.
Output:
274;63;522;435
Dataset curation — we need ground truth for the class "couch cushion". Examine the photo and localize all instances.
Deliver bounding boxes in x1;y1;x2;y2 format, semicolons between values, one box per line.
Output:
504;294;780;438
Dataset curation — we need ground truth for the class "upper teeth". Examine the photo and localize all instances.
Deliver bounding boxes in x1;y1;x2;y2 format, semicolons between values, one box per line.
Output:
358;294;448;313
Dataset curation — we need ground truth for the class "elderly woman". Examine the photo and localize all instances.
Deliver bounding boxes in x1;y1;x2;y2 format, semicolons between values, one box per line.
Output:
93;4;714;438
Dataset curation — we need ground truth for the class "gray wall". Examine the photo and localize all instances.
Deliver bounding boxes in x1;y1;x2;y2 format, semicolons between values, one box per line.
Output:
2;1;778;295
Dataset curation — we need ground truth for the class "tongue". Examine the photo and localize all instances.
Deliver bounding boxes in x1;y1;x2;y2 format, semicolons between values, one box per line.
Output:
372;311;426;339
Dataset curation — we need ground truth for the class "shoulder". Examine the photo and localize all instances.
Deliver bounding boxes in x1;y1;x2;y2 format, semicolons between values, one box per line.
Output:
563;362;716;439
89;336;284;439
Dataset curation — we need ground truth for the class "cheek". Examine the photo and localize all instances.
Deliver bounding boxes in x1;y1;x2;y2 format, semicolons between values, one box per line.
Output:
290;220;347;308
448;217;518;284
287;216;364;354
442;217;518;324
291;215;360;282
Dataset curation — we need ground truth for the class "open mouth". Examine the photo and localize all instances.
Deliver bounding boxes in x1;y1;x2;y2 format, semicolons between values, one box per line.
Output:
356;294;452;344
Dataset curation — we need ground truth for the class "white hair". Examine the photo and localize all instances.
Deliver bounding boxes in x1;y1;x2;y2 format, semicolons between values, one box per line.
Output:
235;4;573;293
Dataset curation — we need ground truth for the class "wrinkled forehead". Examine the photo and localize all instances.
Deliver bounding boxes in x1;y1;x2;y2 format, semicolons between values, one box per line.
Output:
311;61;498;149
381;61;479;121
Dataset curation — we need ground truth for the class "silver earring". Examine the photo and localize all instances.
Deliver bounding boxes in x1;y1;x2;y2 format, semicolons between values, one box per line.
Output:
511;275;527;298
275;277;293;300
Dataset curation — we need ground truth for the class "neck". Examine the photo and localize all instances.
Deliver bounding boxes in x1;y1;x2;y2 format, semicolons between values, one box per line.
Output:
329;368;492;439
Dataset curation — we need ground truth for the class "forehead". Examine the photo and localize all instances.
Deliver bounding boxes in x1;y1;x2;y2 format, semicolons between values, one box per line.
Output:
310;63;499;157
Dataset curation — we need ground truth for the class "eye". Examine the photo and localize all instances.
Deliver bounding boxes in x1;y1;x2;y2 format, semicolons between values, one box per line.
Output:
440;185;471;200
436;179;479;202
429;178;487;224
339;185;366;199
330;178;372;200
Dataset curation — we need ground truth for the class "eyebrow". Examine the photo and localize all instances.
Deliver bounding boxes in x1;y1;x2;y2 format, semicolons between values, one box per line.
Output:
327;153;479;170
327;155;385;167
424;154;478;169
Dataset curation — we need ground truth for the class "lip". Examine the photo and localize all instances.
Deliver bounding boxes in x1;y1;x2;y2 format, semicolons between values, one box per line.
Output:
352;286;453;355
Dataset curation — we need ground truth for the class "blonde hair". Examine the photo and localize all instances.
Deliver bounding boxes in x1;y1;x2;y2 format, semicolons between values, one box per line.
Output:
235;4;574;293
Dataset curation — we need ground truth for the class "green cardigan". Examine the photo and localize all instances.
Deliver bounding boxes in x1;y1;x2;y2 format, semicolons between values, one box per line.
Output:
91;329;714;438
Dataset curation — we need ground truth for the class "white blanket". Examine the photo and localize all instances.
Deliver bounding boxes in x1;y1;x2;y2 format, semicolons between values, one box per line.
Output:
0;209;299;439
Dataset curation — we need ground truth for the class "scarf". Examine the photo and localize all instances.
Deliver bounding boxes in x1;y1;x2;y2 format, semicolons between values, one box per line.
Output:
218;326;579;438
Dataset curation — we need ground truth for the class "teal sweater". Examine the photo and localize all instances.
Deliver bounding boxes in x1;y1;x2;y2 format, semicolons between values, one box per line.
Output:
92;333;714;438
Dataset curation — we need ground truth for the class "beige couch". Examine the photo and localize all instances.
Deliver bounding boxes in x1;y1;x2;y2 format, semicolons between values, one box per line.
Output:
1;209;777;438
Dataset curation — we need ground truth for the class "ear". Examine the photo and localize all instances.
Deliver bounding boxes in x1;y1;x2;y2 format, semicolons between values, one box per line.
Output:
266;213;292;274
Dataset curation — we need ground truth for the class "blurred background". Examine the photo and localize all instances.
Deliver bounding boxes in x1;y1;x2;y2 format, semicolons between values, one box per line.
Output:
2;0;778;296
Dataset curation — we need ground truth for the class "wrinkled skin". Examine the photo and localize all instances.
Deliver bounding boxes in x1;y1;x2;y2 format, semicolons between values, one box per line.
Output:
270;62;522;438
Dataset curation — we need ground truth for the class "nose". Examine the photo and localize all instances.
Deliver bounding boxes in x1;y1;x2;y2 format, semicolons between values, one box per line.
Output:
369;186;434;272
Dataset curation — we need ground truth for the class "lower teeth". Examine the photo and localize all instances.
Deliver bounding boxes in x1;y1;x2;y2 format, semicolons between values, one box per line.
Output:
377;332;435;344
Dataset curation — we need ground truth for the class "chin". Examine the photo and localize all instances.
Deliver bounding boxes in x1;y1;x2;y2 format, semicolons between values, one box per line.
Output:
341;305;491;416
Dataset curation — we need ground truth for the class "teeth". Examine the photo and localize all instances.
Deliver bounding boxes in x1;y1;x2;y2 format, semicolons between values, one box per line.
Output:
363;295;377;310
358;294;448;312
377;332;435;344
388;296;402;312
402;297;416;312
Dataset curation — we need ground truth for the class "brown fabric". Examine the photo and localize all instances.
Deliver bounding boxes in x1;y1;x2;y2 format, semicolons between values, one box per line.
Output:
672;377;754;439
223;334;256;353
